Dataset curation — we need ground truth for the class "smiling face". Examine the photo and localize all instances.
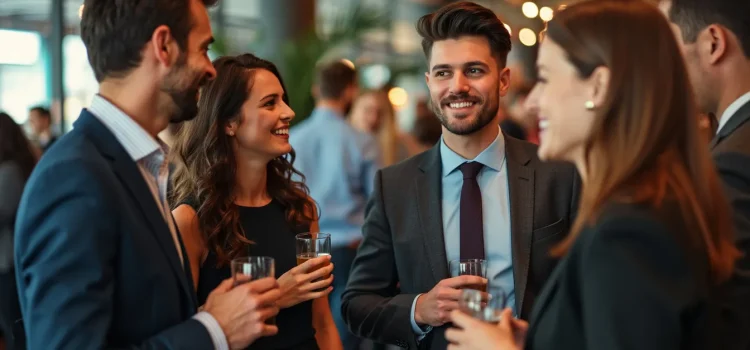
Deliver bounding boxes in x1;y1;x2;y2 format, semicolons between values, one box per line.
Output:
227;69;295;162
425;36;510;136
526;38;601;163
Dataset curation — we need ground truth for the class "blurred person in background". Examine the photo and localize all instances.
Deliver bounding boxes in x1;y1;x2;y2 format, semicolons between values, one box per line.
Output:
406;101;443;155
446;1;738;349
171;53;342;350
0;112;34;350
290;60;380;350
348;90;410;167
661;1;750;348
13;0;282;349
27;106;57;153
504;83;537;144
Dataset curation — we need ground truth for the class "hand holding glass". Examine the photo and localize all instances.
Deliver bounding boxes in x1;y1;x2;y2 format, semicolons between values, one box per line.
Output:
231;256;276;324
296;232;332;290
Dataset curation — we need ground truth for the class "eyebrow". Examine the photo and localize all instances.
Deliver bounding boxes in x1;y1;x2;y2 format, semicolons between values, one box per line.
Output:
260;93;279;102
430;61;490;72
200;37;215;49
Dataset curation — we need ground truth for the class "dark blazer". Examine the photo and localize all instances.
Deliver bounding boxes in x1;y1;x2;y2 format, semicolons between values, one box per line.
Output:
341;135;579;349
711;100;750;350
14;110;212;349
526;201;716;350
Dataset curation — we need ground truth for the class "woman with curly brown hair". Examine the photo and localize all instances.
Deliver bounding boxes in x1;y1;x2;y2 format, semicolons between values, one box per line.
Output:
171;54;342;350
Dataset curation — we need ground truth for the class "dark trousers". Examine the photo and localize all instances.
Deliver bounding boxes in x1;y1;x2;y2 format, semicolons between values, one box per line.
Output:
329;246;361;350
0;269;25;350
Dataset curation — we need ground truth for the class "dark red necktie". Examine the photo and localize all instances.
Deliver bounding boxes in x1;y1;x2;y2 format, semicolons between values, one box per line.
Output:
459;161;485;260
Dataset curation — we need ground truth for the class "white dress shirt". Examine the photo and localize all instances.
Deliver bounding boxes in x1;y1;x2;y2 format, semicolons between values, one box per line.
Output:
88;94;228;350
717;91;750;135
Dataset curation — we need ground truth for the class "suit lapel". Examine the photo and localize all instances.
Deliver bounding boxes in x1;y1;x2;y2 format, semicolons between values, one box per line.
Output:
74;111;196;309
415;145;449;284
505;136;535;314
711;100;750;149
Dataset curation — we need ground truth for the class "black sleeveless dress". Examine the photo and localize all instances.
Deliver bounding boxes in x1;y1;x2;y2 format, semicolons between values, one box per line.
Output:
188;199;319;350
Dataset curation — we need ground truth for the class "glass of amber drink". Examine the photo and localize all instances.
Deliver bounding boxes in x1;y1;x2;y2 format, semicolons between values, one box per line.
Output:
450;258;488;292
295;233;331;288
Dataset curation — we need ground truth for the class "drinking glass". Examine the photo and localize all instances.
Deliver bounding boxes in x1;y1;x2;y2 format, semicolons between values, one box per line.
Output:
459;286;508;324
231;256;276;324
450;258;488;291
295;232;332;285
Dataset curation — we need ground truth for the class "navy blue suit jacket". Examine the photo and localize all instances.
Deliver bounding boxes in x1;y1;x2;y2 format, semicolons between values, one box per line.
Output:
14;110;213;349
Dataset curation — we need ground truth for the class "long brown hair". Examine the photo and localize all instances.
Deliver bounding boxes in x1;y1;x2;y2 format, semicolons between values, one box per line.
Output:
170;54;315;267
0;112;37;179
350;90;401;166
548;0;739;283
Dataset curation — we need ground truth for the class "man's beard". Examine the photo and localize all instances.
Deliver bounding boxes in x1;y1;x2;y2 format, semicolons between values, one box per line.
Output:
429;85;500;136
161;57;208;123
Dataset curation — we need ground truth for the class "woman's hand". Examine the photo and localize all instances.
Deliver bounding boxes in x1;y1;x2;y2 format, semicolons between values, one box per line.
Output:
445;308;527;350
276;255;334;309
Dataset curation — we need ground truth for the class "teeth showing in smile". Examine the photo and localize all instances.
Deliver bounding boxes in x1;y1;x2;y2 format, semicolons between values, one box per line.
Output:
538;120;549;130
449;101;475;109
273;129;289;135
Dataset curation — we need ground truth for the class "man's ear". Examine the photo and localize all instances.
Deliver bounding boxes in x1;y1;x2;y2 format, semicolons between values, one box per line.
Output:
149;25;181;69
703;25;728;65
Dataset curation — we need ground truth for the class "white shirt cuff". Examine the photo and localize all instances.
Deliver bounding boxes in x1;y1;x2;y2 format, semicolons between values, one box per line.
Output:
193;311;229;350
410;294;432;340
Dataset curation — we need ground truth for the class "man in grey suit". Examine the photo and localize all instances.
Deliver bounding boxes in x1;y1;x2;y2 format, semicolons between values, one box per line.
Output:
341;2;579;349
661;1;750;349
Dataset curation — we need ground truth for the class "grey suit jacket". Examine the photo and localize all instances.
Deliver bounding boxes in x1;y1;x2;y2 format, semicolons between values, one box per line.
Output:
711;100;750;350
341;135;580;349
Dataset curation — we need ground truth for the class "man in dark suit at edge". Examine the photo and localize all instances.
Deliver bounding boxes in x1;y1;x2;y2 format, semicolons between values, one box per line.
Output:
661;1;750;349
14;0;280;349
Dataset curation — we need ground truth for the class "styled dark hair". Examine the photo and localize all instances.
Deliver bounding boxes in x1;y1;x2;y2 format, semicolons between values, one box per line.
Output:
170;54;315;267
316;60;357;100
667;0;750;58
416;1;512;66
548;0;738;283
0;112;37;180
29;106;50;120
80;0;218;82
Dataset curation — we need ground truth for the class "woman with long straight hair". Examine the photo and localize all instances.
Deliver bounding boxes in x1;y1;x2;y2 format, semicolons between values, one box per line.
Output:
171;54;342;350
0;112;35;350
444;1;739;349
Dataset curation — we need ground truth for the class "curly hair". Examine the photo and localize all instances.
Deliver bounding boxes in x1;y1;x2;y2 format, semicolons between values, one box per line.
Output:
170;54;315;267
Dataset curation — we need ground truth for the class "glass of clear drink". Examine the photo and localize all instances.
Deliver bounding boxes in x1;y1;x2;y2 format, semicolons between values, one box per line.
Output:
459;285;508;324
231;256;276;324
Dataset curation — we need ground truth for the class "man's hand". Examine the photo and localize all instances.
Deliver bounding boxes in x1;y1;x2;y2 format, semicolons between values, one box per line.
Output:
445;309;524;350
203;277;281;349
414;275;487;327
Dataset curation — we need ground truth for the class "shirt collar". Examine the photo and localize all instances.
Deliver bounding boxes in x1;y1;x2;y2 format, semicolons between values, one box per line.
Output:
87;94;166;162
717;91;750;135
440;126;505;177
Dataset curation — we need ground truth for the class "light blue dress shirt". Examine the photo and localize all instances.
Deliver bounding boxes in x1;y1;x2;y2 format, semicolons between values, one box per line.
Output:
289;107;381;248
411;128;515;336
